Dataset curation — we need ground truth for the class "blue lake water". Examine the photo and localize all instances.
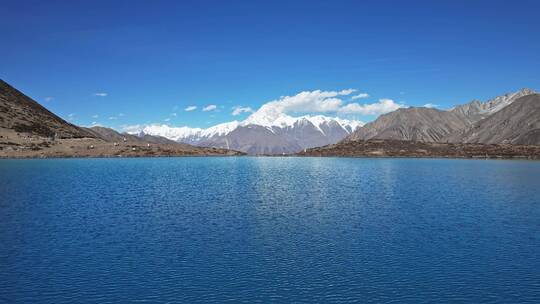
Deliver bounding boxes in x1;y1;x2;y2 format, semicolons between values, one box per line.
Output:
0;157;539;303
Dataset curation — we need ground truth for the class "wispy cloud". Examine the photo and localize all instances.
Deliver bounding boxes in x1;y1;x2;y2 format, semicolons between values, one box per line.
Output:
44;97;54;102
232;106;254;116
92;114;99;119
171;113;177;117
164;118;171;122
94;92;108;97
184;106;197;112
351;93;369;100
423;103;438;108
203;105;217;112
108;116;117;120
67;113;75;121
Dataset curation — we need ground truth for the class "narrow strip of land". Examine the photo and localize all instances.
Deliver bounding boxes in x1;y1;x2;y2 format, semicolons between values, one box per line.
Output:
297;140;540;159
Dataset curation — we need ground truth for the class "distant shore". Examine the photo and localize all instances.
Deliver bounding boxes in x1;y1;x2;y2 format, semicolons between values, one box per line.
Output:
0;136;244;159
296;140;540;160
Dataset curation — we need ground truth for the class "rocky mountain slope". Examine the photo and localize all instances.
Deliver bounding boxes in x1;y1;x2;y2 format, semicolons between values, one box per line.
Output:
0;79;96;138
450;88;536;123
446;94;540;145
135;115;364;155
0;79;243;157
345;88;537;144
345;107;466;142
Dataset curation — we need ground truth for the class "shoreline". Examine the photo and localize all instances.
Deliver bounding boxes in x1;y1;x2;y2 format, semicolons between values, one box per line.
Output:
1;154;539;160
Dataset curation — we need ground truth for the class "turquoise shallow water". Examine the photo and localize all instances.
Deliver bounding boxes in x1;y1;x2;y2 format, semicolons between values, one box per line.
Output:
0;157;539;303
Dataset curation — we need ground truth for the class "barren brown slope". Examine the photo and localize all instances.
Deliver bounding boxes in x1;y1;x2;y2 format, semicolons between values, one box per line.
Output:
345;107;467;143
0;79;95;138
0;80;244;157
446;94;540;145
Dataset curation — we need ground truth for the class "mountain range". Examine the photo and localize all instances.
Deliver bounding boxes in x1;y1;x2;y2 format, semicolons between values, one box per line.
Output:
344;88;538;145
0;79;242;157
134;115;363;155
2;78;539;158
133;88;538;154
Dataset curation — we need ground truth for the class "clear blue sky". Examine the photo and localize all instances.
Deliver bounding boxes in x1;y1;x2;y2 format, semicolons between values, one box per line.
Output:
2;0;539;129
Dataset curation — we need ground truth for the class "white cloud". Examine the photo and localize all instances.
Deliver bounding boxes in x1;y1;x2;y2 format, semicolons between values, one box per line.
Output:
248;89;355;122
203;105;217;112
423;103;438;108
351;93;369;100
92;114;99;119
245;88;398;123
108;116;117;120
171;113;177;117
164;118;171;122
122;124;144;134
338;99;403;115
232;106;254;116
94;92;108;97
44;97;54;102
184;106;197;112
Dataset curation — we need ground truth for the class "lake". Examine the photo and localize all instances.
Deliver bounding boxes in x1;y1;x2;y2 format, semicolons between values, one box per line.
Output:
1;157;539;303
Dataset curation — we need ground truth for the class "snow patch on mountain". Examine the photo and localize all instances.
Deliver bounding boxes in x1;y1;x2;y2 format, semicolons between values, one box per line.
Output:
128;114;364;143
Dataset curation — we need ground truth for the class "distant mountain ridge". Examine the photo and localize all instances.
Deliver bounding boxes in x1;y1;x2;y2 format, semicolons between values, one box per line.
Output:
450;88;536;123
344;88;539;145
445;94;540;145
134;115;364;155
345;107;466;142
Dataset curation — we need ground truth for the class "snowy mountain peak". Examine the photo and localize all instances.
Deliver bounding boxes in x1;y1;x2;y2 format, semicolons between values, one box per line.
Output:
129;114;364;154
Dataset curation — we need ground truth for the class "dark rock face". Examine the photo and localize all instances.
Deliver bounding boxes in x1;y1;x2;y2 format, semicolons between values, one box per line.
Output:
0;79;96;138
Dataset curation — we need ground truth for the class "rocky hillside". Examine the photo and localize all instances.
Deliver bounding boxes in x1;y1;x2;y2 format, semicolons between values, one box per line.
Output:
446;94;540;145
0;79;95;138
345;88;538;144
0;80;244;158
345;107;466;142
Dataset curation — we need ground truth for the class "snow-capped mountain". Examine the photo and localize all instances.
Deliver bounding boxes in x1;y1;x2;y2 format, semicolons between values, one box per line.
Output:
131;114;364;154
